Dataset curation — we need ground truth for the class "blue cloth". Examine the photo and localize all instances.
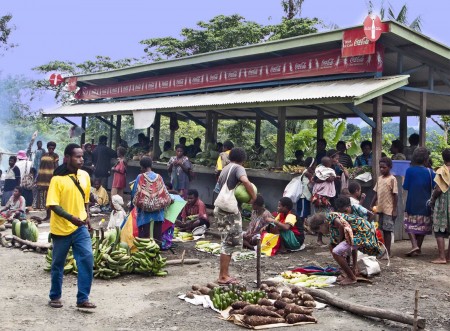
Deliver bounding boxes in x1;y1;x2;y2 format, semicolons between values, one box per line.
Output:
403;166;435;216
296;198;311;218
354;153;372;167
50;226;93;305
130;172;165;227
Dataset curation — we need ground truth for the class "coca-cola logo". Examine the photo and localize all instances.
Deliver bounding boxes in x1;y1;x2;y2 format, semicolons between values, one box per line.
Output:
209;73;219;81
321;58;334;67
191;75;203;83
147;82;156;89
161;80;170;88
226;71;238;79
248;68;259;76
294;62;307;70
349;56;365;64
175;78;185;85
353;37;370;46
269;65;281;73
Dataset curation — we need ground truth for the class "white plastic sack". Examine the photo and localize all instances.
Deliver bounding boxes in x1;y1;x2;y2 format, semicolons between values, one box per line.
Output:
283;175;303;203
357;252;381;276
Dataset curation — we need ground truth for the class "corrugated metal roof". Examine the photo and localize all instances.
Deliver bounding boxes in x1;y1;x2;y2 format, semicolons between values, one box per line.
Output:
43;75;409;117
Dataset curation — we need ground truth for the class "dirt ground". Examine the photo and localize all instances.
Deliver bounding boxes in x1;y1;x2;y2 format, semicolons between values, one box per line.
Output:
1;213;450;331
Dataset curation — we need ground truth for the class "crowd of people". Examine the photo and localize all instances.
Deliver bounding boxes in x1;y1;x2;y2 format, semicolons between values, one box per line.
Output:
1;131;450;308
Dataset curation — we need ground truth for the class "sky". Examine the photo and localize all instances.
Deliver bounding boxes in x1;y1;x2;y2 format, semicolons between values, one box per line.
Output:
1;0;449;118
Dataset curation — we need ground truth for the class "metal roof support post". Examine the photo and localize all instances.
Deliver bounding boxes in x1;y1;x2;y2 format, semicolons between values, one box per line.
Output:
317;109;324;140
153;113;161;160
276;107;286;168
372;97;382;182
80;116;86;146
399;105;408;147
419;93;427;147
255;114;261;146
115;115;122;149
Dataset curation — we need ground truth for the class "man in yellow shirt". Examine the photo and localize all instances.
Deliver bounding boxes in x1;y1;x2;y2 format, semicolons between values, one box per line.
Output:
215;140;234;178
46;143;95;309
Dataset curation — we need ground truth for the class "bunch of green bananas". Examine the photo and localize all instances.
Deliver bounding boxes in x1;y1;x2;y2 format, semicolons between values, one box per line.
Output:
131;237;167;277
43;248;78;275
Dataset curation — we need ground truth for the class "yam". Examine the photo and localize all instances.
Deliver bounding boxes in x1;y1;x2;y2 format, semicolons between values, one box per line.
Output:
265;306;278;312
192;284;201;291
192;290;202;295
257;298;273;307
267;287;278;293
280;297;294;304
281;290;292;298
301;294;314;302
243;315;285;326
291;286;302;294
231;301;251;310
268;292;281;300
285;313;317;324
262;280;279;287
274;300;287;309
229;309;245;315
198;286;211;295
276;309;285;317
242;305;283;318
284;303;314;315
206;282;219;289
259;284;269;291
185;292;195;299
303;300;316;308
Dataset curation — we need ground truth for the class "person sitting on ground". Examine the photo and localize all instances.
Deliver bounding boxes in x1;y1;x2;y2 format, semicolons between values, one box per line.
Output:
371;157;398;258
107;195;127;229
309;197;382;285
268;197;304;253
175;189;209;232
0;186;26;221
292;150;305;166
243;195;273;250
390;139;406;160
89;178;110;213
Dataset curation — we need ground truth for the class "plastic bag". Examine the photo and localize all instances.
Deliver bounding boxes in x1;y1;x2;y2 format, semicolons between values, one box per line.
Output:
261;232;280;256
283;175;303;203
357;252;381;277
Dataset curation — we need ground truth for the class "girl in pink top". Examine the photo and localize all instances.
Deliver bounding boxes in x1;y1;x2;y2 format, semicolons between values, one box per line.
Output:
111;147;127;198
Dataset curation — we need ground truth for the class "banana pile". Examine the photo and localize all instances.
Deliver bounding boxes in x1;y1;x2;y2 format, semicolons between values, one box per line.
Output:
280;271;333;288
195;241;221;255
282;165;306;174
132;237;167;276
174;227;194;241
44;248;78;274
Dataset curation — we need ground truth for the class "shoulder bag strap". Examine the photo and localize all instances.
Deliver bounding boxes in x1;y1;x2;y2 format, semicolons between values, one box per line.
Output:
224;164;235;188
69;174;86;201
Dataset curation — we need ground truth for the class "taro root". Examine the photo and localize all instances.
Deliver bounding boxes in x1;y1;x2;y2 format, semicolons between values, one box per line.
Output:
280;297;294;304
303;300;316;308
192;284;201;291
301;294;314;302
185;292;195;299
274;300;287;309
262;280;279;287
231;301;251;310
284;303;314;315
198;286;212;295
243;315;285;326
285;313;317;324
229;309;245;315
192;290;202;295
242;305;283;318
206;282;219;289
257;298;273;307
268;292;281;300
259;284;269;291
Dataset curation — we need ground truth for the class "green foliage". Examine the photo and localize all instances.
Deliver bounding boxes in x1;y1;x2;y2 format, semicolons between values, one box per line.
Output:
268;17;320;40
367;1;422;32
281;0;305;19
427;131;449;167
0;14;16;53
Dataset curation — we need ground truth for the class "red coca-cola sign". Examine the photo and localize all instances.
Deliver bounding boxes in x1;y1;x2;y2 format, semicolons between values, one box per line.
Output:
364;14;383;42
49;73;63;86
342;28;375;57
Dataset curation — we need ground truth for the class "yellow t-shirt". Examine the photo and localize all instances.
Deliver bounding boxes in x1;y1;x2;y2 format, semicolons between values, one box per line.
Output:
275;213;297;227
216;150;231;172
47;170;91;236
92;186;109;206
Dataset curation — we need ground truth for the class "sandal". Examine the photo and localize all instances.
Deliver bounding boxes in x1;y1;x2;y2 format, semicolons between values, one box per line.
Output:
76;301;97;309
49;299;63;308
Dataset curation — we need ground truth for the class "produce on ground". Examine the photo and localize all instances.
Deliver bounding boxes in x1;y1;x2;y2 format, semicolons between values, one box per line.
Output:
195;241;221;255
12;219;39;242
279;271;333;288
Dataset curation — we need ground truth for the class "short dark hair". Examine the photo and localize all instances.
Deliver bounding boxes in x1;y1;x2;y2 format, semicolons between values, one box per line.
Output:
175;144;185;153
442;148;450;163
37;140;42;144
187;189;199;198
138;133;146;138
179;137;187;143
117;146;126;157
412;147;428;165
254;194;264;207
194;137;201;143
9;156;17;162
47;141;56;148
348;181;361;194
14;186;22;194
64;143;81;157
229;147;246;163
223;140;234;150
304;157;315;168
391;139;403;153
409;133;420;146
140;156;152;169
326;149;338;158
99;135;108;143
360;140;372;150
279;197;293;210
336;141;346;149
308;213;326;232
93;178;102;184
84;143;92;149
379;156;392;168
335;196;351;211
317;138;327;147
295;150;304;158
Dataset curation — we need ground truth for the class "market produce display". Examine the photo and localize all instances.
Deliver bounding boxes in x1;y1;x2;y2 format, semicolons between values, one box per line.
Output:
174;227;194;241
277;271;335;288
44;228;167;279
348;166;372;179
195;241;221;255
281;165;306;174
11;219;38;242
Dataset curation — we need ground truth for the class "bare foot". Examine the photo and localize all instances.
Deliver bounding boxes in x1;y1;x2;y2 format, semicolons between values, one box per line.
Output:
337;274;347;282
338;278;357;286
430;259;447;264
405;247;420;257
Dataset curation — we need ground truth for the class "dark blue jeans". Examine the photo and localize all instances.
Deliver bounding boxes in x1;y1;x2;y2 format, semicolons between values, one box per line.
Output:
49;226;94;305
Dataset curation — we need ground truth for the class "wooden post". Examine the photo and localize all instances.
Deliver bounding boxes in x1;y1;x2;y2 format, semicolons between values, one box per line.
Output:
372;97;382;182
205;111;214;145
256;236;261;288
317;109;324;140
153;113;161;160
413;289;419;331
276;107;286;167
115;115;121;149
399;104;408;147
80;116;86;145
255;114;261;146
170;128;175;147
212;112;218;144
108;116;113;148
419;93;427;147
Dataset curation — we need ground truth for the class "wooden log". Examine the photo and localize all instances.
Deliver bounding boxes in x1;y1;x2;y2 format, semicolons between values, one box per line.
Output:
166;258;200;265
11;235;51;250
303;287;425;329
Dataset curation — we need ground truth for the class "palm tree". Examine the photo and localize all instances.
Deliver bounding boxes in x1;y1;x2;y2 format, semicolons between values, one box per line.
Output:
281;0;305;20
367;1;422;32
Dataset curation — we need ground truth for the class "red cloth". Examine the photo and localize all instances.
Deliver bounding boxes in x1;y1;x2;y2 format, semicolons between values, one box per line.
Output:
181;198;207;220
112;159;126;189
278;212;301;236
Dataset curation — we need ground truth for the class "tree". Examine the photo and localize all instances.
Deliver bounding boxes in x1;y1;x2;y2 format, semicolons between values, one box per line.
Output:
367;1;422;31
0;14;16;54
281;0;305;20
431;116;450;145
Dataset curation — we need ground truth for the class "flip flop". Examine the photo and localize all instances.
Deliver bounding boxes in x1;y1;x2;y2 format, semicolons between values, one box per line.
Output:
405;247;420;257
217;277;240;285
76;301;97;309
48;299;63;308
